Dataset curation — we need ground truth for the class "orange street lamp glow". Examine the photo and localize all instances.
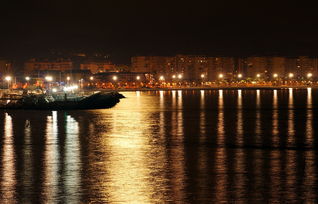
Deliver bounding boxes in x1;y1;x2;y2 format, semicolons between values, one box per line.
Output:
112;76;118;81
172;75;176;79
25;76;30;81
159;76;165;80
238;74;242;78
288;73;294;78
177;74;182;79
256;74;261;78
90;76;94;80
273;73;278;78
67;76;71;81
201;74;205;78
218;74;224;79
136;76;140;80
307;73;313;78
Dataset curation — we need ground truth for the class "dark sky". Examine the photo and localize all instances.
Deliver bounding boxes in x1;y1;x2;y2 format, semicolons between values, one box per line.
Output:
1;0;318;63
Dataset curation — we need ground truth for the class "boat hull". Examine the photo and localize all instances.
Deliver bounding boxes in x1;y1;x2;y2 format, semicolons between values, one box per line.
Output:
0;92;124;110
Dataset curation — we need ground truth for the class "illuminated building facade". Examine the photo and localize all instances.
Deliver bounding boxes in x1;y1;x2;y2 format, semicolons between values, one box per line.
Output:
132;55;214;81
24;58;73;73
80;61;116;73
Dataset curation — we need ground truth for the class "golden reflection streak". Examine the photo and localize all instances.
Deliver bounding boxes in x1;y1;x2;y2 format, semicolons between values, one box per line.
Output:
200;90;206;142
306;88;313;147
159;91;165;138
302;88;315;201
103;92;170;203
302;151;315;201
198;90;208;201
237;90;243;146
255;90;261;142
44;111;59;202
0;113;16;201
23;119;33;202
288;88;295;147
65;115;81;203
173;90;185;202
214;148;228;202
136;91;141;97
214;90;228;202
217;90;224;146
272;90;279;146
172;90;176;108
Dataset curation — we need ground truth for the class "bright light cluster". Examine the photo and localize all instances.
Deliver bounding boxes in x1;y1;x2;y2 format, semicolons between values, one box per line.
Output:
63;85;79;92
5;76;12;81
45;76;53;82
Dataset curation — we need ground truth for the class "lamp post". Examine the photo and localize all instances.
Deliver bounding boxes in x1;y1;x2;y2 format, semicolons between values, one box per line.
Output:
5;76;12;89
45;76;53;90
237;74;242;84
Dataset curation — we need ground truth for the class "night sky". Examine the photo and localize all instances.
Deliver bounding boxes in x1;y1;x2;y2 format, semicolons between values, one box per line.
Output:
1;0;318;63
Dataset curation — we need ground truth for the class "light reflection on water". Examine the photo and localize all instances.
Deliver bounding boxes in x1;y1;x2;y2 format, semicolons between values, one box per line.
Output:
1;89;318;203
1;113;16;201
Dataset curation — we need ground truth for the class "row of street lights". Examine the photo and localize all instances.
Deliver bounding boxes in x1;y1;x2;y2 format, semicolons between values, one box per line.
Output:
2;74;143;85
1;72;315;88
157;72;314;80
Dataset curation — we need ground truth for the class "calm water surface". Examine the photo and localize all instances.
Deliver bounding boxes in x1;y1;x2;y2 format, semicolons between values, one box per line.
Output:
1;89;318;203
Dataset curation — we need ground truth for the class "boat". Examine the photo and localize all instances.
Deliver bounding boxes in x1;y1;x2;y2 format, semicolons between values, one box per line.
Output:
0;91;125;110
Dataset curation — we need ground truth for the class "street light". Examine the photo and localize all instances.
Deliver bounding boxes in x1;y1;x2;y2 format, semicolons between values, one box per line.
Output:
90;76;94;80
45;76;53;82
172;75;176;79
256;74;261;78
5;76;12;89
177;74;182;79
113;76;118;81
288;73;294;78
136;76;140;80
66;76;71;81
159;76;165;81
237;74;242;78
307;73;313;78
201;74;205;78
25;76;30;81
273;73;278;78
5;76;12;82
218;74;224;79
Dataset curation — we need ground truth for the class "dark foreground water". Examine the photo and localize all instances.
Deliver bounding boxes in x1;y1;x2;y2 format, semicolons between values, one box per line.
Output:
1;89;318;203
